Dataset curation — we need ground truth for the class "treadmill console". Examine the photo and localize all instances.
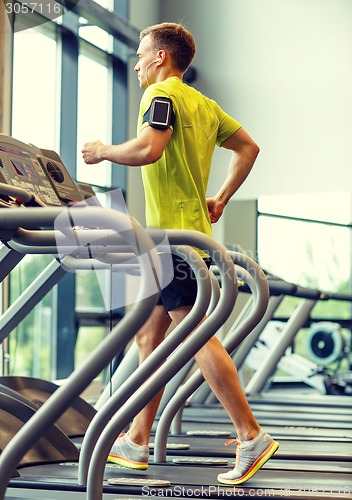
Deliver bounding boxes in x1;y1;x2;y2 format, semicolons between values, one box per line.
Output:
0;134;84;207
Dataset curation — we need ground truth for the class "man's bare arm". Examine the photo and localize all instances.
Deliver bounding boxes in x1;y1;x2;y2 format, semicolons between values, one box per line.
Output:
207;127;260;223
82;126;172;166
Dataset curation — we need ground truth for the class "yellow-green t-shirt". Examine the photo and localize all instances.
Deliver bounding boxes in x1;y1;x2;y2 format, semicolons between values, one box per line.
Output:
138;76;241;255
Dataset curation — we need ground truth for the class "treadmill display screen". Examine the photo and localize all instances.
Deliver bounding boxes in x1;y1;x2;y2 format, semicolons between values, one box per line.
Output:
11;160;27;176
11;160;39;182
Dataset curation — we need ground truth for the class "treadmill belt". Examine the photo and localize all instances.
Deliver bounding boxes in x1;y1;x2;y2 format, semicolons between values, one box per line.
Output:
182;406;352;428
149;435;352;461
165;419;352;440
181;410;352;430
9;461;352;499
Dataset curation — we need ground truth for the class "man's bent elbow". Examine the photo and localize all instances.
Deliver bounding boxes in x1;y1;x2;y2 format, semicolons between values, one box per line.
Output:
252;142;260;159
144;145;164;164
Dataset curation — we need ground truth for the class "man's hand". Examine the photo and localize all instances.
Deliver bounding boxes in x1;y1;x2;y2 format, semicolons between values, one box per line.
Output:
207;197;226;223
82;140;105;164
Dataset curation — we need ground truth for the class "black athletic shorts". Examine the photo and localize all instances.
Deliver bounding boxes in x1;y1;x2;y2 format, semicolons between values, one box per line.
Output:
158;253;212;313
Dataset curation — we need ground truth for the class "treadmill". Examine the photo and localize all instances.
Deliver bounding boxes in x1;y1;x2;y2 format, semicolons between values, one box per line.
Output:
0;135;350;500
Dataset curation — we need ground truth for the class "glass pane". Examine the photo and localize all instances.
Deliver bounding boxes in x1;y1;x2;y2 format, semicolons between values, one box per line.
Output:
258;192;352;225
76;53;112;186
95;0;112;7
76;270;106;310
75;326;106;370
10;26;59;380
257;205;352;385
9;255;56;379
258;216;351;294
75;269;116;381
12;27;58;149
79;20;113;53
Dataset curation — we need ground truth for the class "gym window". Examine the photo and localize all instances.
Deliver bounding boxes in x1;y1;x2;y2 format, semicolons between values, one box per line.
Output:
257;191;352;379
6;0;133;380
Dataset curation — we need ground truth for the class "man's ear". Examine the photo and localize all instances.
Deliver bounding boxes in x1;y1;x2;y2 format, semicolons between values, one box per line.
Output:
156;50;167;64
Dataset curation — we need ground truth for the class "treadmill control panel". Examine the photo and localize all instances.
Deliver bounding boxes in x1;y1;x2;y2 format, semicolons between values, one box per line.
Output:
0;134;84;207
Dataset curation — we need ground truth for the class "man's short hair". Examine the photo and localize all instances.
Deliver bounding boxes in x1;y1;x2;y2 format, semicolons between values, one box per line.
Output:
140;22;196;72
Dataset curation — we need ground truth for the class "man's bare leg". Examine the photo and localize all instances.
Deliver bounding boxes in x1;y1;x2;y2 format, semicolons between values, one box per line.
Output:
129;304;260;445
110;304;276;481
194;335;260;441
128;305;172;445
170;306;260;442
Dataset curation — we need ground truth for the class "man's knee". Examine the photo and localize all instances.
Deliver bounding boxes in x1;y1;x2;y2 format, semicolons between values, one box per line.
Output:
134;305;170;353
134;330;164;352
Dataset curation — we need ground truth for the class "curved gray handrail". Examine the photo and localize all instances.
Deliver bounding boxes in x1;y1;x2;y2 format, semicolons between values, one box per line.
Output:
94;339;139;410
157;269;221;415
85;230;238;500
231;295;284;369
218;275;297;378
154;266;257;458
0;182;33;204
206;270;222;316
154;251;269;454
94;268;221;415
190;292;255;406
61;253;141;270
0;207;162;499
245;297;317;395
77;245;212;485
180;251;270;414
0;245;24;283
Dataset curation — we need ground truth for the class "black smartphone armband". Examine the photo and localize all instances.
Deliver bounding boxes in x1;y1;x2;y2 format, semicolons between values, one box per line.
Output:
143;97;175;130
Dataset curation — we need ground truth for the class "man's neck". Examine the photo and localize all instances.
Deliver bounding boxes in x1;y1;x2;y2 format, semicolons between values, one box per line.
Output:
156;67;184;83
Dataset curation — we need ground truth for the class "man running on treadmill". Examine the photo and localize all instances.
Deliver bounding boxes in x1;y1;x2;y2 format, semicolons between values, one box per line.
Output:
82;22;279;485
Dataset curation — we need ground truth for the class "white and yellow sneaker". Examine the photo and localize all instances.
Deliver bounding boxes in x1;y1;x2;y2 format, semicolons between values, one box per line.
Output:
108;433;149;470
217;429;279;485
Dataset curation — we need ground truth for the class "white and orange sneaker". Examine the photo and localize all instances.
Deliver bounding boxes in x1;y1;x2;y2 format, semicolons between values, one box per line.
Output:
217;429;279;485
